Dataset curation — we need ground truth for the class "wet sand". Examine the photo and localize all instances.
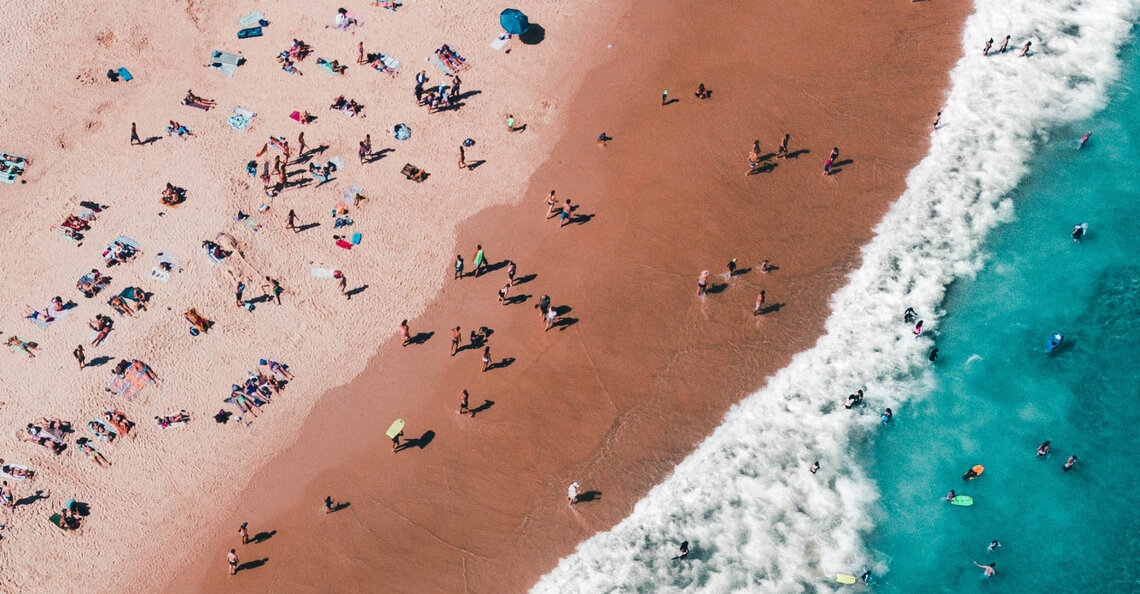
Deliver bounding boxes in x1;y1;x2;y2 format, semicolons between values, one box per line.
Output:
174;0;970;590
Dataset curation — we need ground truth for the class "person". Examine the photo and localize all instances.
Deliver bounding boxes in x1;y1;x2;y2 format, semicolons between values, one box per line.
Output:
694;83;710;99
73;344;86;369
391;426;404;452
400;320;411;346
481;346;492;372
451;326;462;356
1020;40;1032;57
999;35;1011;53
881;408;893;424
1037;440;1051;457
473;245;486;277
458;145;467;169
597;132;610;147
809;461;820;474
913;320;924;337
661;89;669;105
754;290;766;315
324;496;336;513
359;141;369;165
568;481;580;505
454;255;464;279
747;140;760;176
297;132;308;157
538;294;551;317
963;467;980;481
973;561;996;578
506;260;517;285
334;270;348;299
777;133;790;159
228;549;239;575
506;114;517;132
697;270;709;297
929;348;939;362
1078;131;1091;150
760;260;773;274
264;277;284;305
498;283;510;305
0;481;14;508
844;389;863;409
130;122;141;146
830;147;840;162
673;541;690;560
546;190;558;219
823;157;834;176
560;199;573;227
1064;455;1077;471
946;489;956;502
287;209;298;232
458;389;470;416
1072;224;1086;241
933;111;941;129
726;259;737;278
861;570;872;584
983;38;993;56
904;307;917;324
545;306;558;331
334;7;358;29
76;438;111;467
988;540;1002;551
239;522;250;545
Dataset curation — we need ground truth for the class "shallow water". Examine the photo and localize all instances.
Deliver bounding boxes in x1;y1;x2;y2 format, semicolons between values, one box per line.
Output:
868;37;1140;594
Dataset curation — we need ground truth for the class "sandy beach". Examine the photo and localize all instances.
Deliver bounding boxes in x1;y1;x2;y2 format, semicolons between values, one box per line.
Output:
0;0;967;590
169;0;969;591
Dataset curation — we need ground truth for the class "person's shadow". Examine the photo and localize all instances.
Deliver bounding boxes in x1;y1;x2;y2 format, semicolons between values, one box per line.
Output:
396;430;435;451
485;357;515;372
408;331;434;345
469;400;494;418
250;530;277;544
15;489;50;508
236;558;269;573
576;490;601;503
346;284;369;298
504;294;530;305
754;303;785;316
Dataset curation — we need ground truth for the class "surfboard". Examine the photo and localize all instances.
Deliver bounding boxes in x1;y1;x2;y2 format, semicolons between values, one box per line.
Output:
385;418;405;439
836;574;857;585
1045;332;1064;354
964;464;985;480
951;495;974;506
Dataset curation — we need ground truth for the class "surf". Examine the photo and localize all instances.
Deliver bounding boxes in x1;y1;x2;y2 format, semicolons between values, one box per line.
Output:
533;0;1140;591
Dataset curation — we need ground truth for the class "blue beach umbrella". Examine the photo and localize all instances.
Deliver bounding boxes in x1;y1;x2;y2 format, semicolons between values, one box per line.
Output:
500;8;530;35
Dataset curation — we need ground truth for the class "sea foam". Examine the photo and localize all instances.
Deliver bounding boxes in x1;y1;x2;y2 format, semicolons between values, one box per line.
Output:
533;0;1138;591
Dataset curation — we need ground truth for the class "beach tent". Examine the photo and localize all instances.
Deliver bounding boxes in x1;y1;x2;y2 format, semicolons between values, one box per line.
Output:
499;8;530;35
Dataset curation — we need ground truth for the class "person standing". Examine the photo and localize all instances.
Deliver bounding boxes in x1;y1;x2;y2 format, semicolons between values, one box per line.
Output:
506;261;517;285
324;496;336;513
747;140;760;176
1020;41;1032;57
498;283;510;305
546;190;558;219
451;326;462;356
359;141;369;165
391;427;404;452
481;346;492;372
473;245;487;277
264;277;284;305
130;123;141;146
1;481;14;508
297;132;308;158
287;209;298;232
777;134;790;159
235;281;246;307
451;76;462;97
458;145;468;170
282;141;292;165
933;111;942;129
356;41;365;64
697;270;709;297
568;481;580;505
999;35;1011;53
454;255;464;279
545;306;558;331
506;114;517;132
754;290;766;315
458;389;470;415
661;90;669;105
228;549;239;575
560;199;573;227
400;320;411;346
983;38;993;56
238;522;250;545
73;344;86;369
334;270;348;299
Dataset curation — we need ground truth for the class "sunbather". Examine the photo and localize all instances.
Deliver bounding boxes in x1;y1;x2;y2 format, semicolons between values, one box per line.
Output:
88;420;116;442
318;58;348;74
281;57;303;76
89;314;114;346
182;90;216;109
104;240;138;265
289;39;312;60
161;183;185;206
61;215;90;231
104;410;135;437
333;8;358;30
156;410;190;428
202;240;230;261
0;461;34;480
108;295;134;317
21;426;65;454
131;359;161;383
166;120;194;139
7;336;37;358
185;308;211;333
366;54;398;76
262;359;295;380
76;438;111;468
231;390;262;417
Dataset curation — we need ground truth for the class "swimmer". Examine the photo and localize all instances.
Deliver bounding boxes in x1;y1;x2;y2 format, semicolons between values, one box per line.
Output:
1064;455;1077;471
1078;131;1091;149
913;320;924;338
946;489;956;502
988;540;1002;551
844;389;864;409
861;570;871;584
929;347;939;362
881;407;893;424
903;307;917;324
809;461;820;474
672;541;690;560
962;467;980;481
1072;223;1086;242
1036;440;1051;457
973;561;997;578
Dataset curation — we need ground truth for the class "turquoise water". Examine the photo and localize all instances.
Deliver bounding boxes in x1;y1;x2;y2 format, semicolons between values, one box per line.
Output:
869;39;1140;594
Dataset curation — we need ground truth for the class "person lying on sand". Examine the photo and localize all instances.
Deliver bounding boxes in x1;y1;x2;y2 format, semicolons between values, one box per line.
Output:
108;295;134;317
7;336;39;358
21;426;66;454
0;460;34;480
76;438;111;468
156;410;190;428
89;314;114;346
104;410;135;438
182;90;216;110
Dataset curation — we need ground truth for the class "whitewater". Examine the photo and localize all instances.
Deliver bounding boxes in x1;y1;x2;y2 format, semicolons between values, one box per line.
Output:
533;0;1139;591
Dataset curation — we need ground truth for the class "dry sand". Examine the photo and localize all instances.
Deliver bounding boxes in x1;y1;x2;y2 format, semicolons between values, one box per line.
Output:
165;0;972;591
0;0;618;589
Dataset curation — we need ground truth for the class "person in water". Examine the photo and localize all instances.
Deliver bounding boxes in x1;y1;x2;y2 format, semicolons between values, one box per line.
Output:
1064;455;1078;471
1072;224;1086;242
929;347;939;362
973;561;997;578
988;540;1002;551
672;541;689;560
881;408;893;424
1078;131;1091;149
903;307;917;324
913;320;924;337
963;467;980;481
946;489;956;502
1037;440;1051;457
844;389;864;409
861;570;872;584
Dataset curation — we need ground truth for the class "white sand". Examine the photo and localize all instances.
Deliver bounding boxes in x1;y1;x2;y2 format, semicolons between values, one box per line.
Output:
0;0;617;587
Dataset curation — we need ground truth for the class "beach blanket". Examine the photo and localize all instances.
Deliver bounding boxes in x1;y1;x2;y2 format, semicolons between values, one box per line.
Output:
239;10;264;28
208;50;244;76
237;26;263;39
1;464;30;482
431;54;454;76
310;267;337;279
106;368;153;401
27;304;71;330
88;420;117;442
149;268;171;282
228;107;256;131
490;34;510;51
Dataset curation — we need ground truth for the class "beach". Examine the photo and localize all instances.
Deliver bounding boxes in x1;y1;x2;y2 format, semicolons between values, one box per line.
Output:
167;0;969;591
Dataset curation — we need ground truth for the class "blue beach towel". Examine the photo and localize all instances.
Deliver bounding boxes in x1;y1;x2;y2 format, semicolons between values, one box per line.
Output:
237;27;263;39
117;67;133;81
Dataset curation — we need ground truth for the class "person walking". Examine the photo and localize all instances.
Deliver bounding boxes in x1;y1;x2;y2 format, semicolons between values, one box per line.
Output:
983;38;993;56
473;245;487;277
777;134;790;159
933;111;942;129
359;141;369;165
1;481;14;508
560;199;573;227
568;481;580;505
697;270;709;297
1020;40;1032;57
754;290;766;315
228;549;240;575
999;35;1011;53
545;305;558;331
454;255;464;279
506;260;517;285
334;270;348;299
545;190;558;219
399;319;411;346
263;277;284;305
661;90;669;105
481;346;492;372
498;283;510;305
238;522;250;545
287;209;298;232
324;496;336;513
73;344;86;369
458;145;468;169
458;389;470;415
235;281;246;308
130;123;141;146
451;326;462;356
391;427;404;452
747;140;760;176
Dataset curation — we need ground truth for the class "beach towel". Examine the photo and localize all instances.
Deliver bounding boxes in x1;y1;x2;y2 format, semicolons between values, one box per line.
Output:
208;50;244;76
393;123;411;141
117;67;133;81
431;54;454;76
1;464;30;482
106;367;153;401
490;34;510;51
375;54;401;71
1;171;16;184
238;26;263;39
328;156;344;171
317;58;339;75
27;311;51;330
111;235;140;251
310;267;337;279
228;107;256;131
239;10;264;27
149;268;171;282
88;420;117;442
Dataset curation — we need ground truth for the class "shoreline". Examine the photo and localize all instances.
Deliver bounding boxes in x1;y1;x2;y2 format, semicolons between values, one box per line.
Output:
175;0;971;591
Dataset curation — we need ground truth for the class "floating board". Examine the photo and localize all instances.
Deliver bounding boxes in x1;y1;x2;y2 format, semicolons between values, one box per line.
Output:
1045;332;1064;354
951;495;974;506
964;464;985;480
385;418;405;439
836;574;857;585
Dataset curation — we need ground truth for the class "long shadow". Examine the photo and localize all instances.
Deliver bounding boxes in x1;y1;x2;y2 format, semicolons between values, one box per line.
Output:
346;284;369;298
236;558;269;573
453;89;482;101
555;317;578;331
408;331;434;345
139;136;162;146
469;400;494;418
483;260;510;274
755;303;785;316
504;294;530;305
466;159;487;170
328;501;351;513
365;148;394;164
748;162;777;175
576;490;601;503
570;213;594;226
706;283;728;295
87;355;114;368
729;267;752;278
250;530;277;544
15;490;50;508
662;98;680;106
485;357;514;372
396;430;435;452
553;305;573;316
784;148;810;159
758;152;777;162
295;222;321;232
514;273;538;285
833;158;854;168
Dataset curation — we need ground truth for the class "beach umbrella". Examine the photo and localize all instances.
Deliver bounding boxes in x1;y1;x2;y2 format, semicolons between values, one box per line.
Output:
500;8;530;35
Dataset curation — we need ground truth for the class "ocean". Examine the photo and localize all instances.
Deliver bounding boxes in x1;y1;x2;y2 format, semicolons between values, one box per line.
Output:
533;0;1140;592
